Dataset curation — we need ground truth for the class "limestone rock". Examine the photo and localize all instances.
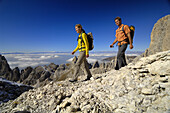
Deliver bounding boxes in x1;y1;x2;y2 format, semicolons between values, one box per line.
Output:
11;67;20;82
0;78;33;104
20;66;33;82
148;15;170;56
0;55;12;80
92;61;100;68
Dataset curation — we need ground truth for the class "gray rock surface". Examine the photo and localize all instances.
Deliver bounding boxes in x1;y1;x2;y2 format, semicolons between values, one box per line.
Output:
148;15;170;55
20;67;33;82
0;55;12;80
92;61;100;68
11;67;20;82
0;50;169;113
0;78;32;104
133;15;170;62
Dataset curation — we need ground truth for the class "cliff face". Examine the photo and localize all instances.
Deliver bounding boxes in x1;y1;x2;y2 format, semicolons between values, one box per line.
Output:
0;50;169;113
148;14;170;56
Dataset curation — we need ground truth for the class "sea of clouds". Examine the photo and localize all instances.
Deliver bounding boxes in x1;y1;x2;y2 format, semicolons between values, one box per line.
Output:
2;51;142;70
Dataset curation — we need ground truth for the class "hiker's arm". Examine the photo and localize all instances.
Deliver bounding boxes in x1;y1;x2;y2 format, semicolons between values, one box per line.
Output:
72;45;79;54
110;38;118;47
82;33;89;56
127;33;133;49
125;25;133;49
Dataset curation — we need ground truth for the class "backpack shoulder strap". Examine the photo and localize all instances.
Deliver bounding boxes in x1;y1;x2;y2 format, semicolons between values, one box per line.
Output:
122;25;125;33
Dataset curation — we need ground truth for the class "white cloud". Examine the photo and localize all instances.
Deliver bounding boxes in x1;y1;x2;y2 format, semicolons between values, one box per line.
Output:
87;58;98;63
3;53;59;69
67;57;98;63
2;52;140;69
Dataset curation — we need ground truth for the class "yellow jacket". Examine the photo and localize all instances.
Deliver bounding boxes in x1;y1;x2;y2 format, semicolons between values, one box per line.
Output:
73;33;89;55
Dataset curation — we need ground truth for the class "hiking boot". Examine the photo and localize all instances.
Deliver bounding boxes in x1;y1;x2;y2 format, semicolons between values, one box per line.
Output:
69;78;77;82
115;67;119;70
82;75;92;82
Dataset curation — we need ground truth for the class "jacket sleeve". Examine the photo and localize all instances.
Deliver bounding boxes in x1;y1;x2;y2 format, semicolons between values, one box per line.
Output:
82;33;89;55
73;45;79;53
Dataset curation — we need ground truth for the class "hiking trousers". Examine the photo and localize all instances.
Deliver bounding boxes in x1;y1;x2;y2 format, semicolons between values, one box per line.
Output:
73;51;92;80
115;44;127;70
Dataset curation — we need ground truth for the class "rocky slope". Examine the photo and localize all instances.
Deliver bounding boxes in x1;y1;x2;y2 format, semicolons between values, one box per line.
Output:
0;50;169;113
0;78;32;104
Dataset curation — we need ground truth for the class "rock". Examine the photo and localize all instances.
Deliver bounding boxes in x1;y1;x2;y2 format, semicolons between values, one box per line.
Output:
20;67;33;82
47;63;59;72
0;78;33;104
0;55;12;80
12;67;20;82
72;56;78;64
149;60;170;75
147;15;170;56
22;66;45;85
92;61;99;68
141;88;153;95
14;111;31;113
39;71;51;82
57;64;66;71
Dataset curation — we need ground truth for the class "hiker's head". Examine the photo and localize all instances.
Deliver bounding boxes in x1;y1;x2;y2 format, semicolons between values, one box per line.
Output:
115;17;122;26
75;24;83;33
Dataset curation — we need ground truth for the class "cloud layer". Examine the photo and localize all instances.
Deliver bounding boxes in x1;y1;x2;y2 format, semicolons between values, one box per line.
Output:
3;52;142;70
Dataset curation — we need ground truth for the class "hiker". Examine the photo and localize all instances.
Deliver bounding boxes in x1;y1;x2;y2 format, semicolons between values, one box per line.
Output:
110;17;133;70
69;24;92;82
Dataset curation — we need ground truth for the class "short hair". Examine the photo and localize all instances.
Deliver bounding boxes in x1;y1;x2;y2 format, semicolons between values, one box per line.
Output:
75;24;82;29
114;17;122;21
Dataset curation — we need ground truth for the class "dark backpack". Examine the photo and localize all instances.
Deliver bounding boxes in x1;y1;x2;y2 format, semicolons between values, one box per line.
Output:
79;32;94;51
122;25;135;44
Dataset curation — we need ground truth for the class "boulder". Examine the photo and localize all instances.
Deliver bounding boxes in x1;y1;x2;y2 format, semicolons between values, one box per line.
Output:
147;14;170;56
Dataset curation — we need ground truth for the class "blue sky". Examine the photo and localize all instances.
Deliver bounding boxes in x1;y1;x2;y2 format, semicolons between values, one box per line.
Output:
0;0;170;52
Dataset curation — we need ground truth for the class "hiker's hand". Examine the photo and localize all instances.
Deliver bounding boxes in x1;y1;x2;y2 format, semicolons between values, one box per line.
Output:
110;44;114;48
130;45;133;49
72;51;75;55
86;54;89;58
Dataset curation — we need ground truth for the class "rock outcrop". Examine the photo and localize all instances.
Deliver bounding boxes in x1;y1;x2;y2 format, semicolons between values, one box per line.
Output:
0;55;12;80
133;15;170;63
0;50;169;113
147;15;170;56
0;78;33;104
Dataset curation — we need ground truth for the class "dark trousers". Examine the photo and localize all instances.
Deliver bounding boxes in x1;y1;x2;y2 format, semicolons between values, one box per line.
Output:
115;44;127;70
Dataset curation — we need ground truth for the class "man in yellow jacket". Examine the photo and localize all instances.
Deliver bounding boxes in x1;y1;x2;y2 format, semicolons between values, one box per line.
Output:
69;24;92;82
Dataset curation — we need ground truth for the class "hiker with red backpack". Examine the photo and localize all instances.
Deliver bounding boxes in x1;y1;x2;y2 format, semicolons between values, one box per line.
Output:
110;17;134;70
69;24;93;82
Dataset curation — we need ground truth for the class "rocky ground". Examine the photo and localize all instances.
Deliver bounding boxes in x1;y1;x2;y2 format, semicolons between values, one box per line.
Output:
0;50;169;113
0;78;32;104
102;55;137;64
